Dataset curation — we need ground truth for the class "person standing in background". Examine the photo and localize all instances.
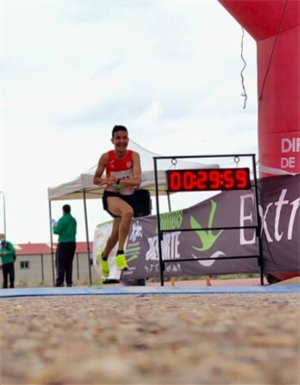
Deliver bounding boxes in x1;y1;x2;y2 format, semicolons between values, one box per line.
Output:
0;233;16;289
52;205;77;287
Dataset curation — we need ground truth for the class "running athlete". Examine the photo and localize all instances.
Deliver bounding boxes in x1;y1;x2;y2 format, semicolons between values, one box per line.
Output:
93;125;142;276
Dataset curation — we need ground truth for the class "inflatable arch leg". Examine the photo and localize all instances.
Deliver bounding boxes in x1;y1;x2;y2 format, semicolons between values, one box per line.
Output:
218;0;300;282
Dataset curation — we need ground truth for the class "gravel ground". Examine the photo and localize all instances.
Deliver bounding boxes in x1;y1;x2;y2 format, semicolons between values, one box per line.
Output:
0;293;299;385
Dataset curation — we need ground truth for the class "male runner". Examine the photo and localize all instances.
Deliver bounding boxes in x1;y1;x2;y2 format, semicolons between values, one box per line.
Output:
93;125;141;276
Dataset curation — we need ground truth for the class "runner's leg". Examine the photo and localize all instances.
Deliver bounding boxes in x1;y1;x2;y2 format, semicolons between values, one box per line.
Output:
103;217;121;258
106;197;134;251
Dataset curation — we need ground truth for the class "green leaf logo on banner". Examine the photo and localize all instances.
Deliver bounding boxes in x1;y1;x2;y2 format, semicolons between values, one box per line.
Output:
190;200;223;251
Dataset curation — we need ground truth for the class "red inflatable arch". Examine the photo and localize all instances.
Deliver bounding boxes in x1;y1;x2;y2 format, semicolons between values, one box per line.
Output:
218;0;300;281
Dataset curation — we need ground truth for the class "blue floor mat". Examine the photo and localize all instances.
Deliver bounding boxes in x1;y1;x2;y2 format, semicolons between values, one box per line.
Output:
1;285;299;298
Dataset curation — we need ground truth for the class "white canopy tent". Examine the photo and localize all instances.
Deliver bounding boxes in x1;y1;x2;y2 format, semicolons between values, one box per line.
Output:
47;140;219;285
48;140;219;201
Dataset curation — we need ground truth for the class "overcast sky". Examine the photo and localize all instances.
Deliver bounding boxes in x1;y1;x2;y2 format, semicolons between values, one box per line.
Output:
0;1;258;244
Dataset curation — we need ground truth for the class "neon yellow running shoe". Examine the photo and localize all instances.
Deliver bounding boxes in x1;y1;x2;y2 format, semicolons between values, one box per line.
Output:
97;253;109;277
115;254;129;270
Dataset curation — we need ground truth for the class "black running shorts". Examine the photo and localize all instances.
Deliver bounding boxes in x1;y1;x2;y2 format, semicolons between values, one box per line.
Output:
102;191;136;218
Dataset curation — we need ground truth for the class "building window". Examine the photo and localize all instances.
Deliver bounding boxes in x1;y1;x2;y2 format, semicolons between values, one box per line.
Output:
20;261;30;269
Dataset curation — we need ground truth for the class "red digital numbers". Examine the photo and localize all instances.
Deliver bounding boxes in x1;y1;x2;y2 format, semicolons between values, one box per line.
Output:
223;169;234;189
183;171;195;190
236;169;248;189
197;171;207;189
167;168;251;192
209;170;221;189
168;171;181;191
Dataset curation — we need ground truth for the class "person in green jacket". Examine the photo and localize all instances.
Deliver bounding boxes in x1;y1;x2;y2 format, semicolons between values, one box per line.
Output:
0;233;16;289
52;205;77;287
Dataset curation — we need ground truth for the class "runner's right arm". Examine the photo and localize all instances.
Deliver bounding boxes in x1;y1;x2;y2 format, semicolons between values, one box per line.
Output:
93;153;116;187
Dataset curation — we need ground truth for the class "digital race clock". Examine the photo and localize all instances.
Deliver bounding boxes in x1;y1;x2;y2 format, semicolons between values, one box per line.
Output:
166;168;251;192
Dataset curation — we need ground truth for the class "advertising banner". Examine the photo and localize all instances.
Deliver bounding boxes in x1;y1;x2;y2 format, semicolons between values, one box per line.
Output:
93;174;300;281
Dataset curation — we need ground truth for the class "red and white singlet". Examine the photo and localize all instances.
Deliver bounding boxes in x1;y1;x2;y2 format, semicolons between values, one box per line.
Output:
105;150;134;195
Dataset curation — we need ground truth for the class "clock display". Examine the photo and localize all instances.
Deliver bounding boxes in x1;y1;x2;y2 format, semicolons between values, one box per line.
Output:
166;168;251;192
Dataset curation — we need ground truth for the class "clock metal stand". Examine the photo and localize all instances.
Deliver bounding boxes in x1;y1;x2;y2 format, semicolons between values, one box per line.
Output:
153;153;264;286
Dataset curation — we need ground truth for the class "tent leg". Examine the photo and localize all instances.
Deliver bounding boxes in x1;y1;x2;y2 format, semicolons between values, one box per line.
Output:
167;191;175;284
83;189;92;285
167;191;172;212
49;200;55;287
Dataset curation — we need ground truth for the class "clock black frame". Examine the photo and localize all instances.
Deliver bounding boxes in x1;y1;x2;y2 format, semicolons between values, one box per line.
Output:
153;153;264;287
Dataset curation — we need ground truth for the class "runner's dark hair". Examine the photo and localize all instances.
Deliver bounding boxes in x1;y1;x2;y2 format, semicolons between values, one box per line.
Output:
112;125;128;138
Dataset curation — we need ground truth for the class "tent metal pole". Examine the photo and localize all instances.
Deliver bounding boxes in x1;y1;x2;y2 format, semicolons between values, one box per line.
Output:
154;158;164;286
83;189;92;285
167;191;172;212
0;191;7;238
48;200;55;287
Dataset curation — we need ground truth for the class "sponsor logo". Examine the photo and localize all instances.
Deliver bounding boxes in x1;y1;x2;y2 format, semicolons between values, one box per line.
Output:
146;232;181;261
129;221;143;242
126;221;143;263
190;200;225;266
240;189;300;243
